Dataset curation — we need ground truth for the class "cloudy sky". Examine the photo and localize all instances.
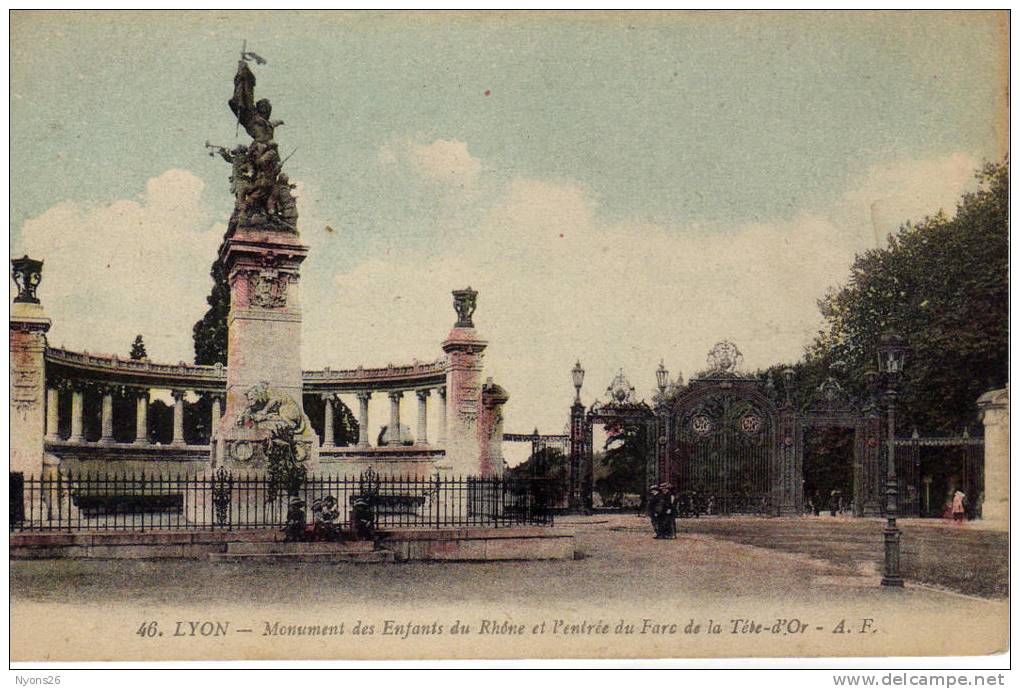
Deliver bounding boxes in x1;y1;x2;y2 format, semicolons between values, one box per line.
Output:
10;11;1007;444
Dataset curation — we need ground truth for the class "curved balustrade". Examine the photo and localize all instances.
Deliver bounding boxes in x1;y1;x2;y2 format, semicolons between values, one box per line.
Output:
45;346;447;391
42;345;450;458
303;358;447;391
45;347;226;391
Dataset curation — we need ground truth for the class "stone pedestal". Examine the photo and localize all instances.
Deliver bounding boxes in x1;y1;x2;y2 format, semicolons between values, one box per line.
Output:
477;378;509;477
10;289;51;477
977;386;1009;524
213;227;318;472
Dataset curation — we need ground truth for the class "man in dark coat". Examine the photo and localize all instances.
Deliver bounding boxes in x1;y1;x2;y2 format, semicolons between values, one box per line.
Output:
648;486;664;537
648;485;675;539
659;484;677;539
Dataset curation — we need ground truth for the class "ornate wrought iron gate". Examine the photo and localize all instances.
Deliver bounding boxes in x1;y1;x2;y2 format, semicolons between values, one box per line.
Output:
677;394;771;512
663;342;780;516
674;391;774;515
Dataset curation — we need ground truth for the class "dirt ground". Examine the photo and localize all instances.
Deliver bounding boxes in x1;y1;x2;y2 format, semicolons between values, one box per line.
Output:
9;515;1010;662
666;514;1009;598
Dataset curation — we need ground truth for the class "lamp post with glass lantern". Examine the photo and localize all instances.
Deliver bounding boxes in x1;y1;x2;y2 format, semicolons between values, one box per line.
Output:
654;360;671;486
655;360;670;397
569;361;586;511
877;331;908;588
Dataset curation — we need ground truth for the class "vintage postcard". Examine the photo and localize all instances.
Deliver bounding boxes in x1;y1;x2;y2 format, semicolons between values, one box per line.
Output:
8;10;1010;666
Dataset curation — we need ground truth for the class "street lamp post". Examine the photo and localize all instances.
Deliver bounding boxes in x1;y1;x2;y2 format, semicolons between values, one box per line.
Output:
877;331;908;588
569;361;586;511
655;360;670;396
572;361;586;403
654;360;671;487
782;368;795;408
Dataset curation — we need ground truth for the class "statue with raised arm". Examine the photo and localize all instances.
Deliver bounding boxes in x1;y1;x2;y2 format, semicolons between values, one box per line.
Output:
207;45;298;234
228;59;285;145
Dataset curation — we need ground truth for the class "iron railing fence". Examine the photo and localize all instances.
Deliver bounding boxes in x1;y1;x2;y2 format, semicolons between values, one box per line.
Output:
10;470;553;532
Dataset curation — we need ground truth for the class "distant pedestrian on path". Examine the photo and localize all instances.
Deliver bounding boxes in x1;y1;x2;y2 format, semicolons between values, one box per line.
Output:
952;490;967;524
659;484;676;539
829;490;840;517
648;486;674;539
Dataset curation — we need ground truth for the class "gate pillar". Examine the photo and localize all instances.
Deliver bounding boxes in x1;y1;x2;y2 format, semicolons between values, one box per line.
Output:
654;404;669;487
861;411;883;516
581;420;595;512
977;387;1008;523
775;407;800;516
568;400;585;511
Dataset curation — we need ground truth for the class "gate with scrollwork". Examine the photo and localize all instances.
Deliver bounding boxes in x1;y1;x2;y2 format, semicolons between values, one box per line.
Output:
665;342;779;516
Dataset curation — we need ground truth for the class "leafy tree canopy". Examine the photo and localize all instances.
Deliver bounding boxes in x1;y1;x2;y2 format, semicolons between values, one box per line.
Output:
764;161;1007;434
193;251;230;366
595;422;649;503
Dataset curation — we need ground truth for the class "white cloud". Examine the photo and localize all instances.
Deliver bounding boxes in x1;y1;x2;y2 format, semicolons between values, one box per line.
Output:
839;151;980;245
16;151;982;451
305;151;983;440
16;169;223;363
410;139;482;184
375;136;482;187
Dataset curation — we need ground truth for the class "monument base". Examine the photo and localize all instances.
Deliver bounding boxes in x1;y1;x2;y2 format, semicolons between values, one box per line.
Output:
213;424;320;474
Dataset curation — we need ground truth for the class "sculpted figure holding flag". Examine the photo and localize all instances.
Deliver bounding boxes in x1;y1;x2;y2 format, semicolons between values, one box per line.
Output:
207;45;298;233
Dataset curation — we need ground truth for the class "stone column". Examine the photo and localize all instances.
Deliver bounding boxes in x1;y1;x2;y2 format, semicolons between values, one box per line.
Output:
442;288;487;475
210;393;225;464
977;386;1009;524
10;255;51;475
211;395;223;432
322;394;335;448
171;390;186;447
134;391;150;445
69;388;85;443
388;391;403;446
45;387;59;442
437;386;447;445
99;389;115;445
357;391;371;447
416;389;430;445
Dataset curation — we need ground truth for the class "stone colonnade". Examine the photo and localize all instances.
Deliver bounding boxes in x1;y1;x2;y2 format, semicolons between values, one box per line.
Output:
317;386;448;449
45;385;224;447
43;382;454;451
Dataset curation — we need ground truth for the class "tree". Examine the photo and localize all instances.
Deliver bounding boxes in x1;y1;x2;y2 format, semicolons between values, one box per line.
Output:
193;251;230;365
507;446;570;506
802;160;1008;433
129;335;148;360
595;422;649;506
